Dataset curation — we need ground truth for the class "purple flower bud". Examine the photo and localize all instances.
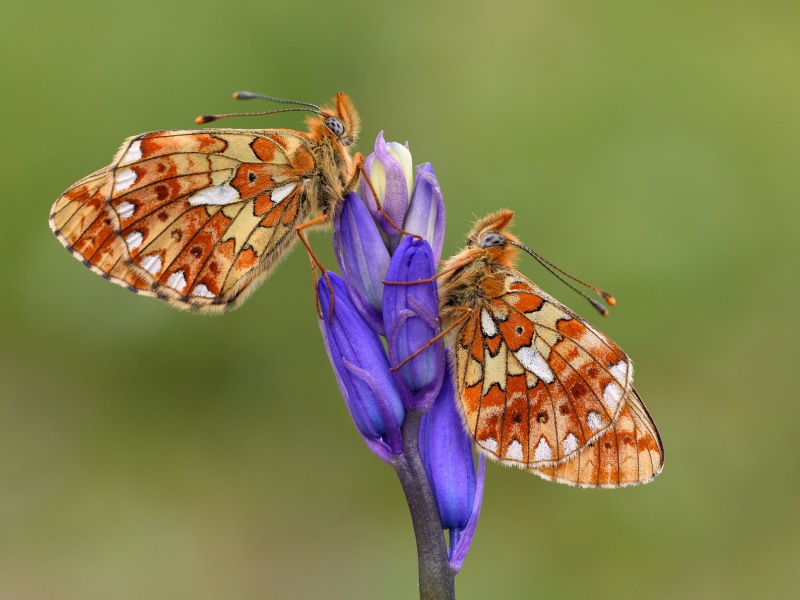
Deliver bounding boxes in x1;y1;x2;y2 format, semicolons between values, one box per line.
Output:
362;131;413;252
383;237;444;412
333;192;391;335
403;163;446;266
419;355;486;573
318;273;405;459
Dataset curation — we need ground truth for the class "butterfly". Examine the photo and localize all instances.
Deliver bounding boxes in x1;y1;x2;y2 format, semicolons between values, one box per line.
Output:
437;210;664;488
49;92;361;312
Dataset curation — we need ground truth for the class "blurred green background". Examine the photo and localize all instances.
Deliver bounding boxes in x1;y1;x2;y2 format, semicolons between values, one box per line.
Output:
1;0;798;598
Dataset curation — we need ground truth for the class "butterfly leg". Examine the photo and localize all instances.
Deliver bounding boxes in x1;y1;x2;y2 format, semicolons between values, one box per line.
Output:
308;252;323;318
390;307;473;372
296;214;336;322
343;152;365;194
355;162;423;241
383;256;478;286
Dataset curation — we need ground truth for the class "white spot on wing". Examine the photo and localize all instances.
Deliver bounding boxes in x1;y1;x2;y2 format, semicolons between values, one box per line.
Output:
140;254;162;275
534;438;552;461
506;440;523;461
123;140;142;163
166;270;187;292
563;433;579;455
481;308;497;337
270;183;296;203
609;360;628;385
515;346;554;383
481;437;498;453
603;381;623;412
587;411;602;432
114;168;137;192
188;184;241;206
125;231;143;251
193;283;215;298
117;201;135;219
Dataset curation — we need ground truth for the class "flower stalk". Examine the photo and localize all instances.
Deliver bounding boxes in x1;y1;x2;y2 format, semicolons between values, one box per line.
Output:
391;411;456;600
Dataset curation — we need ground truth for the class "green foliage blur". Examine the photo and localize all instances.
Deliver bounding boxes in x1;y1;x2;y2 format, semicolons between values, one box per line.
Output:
1;1;798;598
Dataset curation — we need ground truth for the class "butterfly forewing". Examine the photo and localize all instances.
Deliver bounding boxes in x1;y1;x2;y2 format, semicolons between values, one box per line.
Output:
50;129;317;311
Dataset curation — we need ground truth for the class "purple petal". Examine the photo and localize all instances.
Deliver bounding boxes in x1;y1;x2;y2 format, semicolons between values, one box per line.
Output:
317;273;404;454
419;356;476;531
362;131;409;251
342;359;403;455
448;454;485;574
382;238;444;411
333;193;390;335
318;317;395;463
403;163;446;265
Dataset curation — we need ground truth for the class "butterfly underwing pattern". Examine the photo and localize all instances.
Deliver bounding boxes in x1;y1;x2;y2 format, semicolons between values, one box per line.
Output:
49;93;361;312
438;210;664;488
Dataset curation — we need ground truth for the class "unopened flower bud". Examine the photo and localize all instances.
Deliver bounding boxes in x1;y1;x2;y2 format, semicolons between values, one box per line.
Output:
362;131;414;251
334;192;391;335
318;273;404;460
403;163;446;265
383;237;444;411
419;354;486;573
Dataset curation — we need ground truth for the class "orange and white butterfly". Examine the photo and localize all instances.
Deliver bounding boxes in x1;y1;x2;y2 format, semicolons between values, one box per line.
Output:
438;210;663;488
49;92;361;312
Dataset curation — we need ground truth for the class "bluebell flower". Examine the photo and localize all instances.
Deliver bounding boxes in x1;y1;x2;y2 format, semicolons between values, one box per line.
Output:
403;163;446;266
383;237;444;412
333;191;391;335
361;131;413;251
419;354;486;573
335;133;446;334
317;273;404;460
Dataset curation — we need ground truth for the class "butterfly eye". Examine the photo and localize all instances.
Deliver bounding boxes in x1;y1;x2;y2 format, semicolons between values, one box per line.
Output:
325;117;345;136
480;232;506;248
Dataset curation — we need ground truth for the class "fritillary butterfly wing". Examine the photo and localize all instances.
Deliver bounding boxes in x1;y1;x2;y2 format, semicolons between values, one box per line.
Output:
529;387;663;487
441;210;663;488
50;94;361;312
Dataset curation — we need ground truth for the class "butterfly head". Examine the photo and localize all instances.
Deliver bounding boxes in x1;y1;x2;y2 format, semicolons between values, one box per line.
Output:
309;93;361;148
464;209;520;267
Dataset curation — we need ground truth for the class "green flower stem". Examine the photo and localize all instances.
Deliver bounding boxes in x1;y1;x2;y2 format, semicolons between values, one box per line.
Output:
391;410;456;600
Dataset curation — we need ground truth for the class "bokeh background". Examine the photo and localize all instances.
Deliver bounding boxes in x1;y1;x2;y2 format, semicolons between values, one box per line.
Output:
1;1;798;598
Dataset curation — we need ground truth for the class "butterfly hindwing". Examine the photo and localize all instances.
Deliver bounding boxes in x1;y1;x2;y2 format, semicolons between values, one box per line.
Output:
50;129;317;312
529;387;664;488
453;270;663;487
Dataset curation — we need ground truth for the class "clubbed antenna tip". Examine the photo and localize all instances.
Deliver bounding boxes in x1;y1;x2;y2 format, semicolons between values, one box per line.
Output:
589;298;609;317
507;240;617;317
598;291;616;306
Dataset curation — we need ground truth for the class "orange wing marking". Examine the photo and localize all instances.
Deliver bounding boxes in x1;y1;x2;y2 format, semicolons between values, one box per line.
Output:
464;275;636;469
527;388;663;487
55;131;313;307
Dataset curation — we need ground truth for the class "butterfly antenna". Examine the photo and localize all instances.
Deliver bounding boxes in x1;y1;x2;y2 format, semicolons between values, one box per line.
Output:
507;240;615;316
195;107;324;124
232;91;322;111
